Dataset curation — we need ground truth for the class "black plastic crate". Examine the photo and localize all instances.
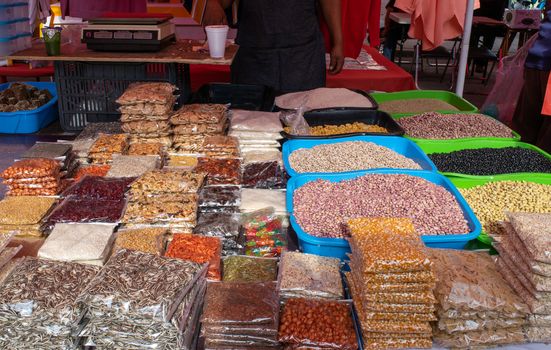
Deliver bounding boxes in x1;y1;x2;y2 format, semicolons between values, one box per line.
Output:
192;83;275;111
281;108;405;139
54;61;190;131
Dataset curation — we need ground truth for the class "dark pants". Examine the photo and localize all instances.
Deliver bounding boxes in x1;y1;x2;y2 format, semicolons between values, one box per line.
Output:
512;68;551;153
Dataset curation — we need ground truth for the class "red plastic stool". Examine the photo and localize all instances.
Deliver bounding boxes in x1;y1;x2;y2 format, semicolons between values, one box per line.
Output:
0;63;55;84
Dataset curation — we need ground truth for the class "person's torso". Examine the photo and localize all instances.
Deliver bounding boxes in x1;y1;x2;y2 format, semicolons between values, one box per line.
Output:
526;10;551;71
236;0;321;49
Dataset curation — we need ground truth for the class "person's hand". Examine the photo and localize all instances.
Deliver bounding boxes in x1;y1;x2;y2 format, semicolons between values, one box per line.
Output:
203;0;227;26
329;44;344;75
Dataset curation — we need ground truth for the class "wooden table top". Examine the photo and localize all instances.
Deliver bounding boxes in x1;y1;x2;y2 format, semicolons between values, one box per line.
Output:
8;40;237;65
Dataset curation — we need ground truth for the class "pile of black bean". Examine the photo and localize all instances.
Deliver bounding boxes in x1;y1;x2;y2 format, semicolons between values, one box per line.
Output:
429;147;551;176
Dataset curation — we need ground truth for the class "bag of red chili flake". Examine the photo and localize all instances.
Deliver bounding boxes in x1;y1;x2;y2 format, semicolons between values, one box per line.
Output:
165;233;222;280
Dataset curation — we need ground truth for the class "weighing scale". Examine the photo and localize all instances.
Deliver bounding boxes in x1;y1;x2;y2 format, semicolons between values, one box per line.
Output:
81;13;176;52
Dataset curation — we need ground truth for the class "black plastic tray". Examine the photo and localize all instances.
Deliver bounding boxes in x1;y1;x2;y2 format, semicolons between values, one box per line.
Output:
192;83;275;112
282;108;405;139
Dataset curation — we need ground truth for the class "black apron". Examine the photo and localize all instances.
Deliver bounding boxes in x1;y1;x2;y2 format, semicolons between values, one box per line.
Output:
231;0;326;93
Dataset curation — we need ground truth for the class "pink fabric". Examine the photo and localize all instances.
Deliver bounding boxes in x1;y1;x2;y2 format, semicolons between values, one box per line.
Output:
60;0;147;20
395;0;480;51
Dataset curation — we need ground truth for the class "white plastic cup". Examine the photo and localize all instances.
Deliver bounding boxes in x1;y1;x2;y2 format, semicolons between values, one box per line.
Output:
205;25;229;58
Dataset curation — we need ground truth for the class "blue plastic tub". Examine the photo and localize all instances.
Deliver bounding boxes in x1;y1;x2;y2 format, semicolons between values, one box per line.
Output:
0;82;58;134
287;169;482;260
282;135;438;177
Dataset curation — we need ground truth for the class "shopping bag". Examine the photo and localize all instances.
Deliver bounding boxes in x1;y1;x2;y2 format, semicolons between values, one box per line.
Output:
481;35;538;126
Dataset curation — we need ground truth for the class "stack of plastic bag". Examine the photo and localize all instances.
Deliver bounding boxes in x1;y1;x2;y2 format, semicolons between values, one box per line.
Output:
0;196;56;237
21;142;78;177
76;249;207;350
229;110;286;189
88;134;129;164
428;248;530;348
117;82;177;147
170;104;227;154
122;169;205;231
346;218;436;350
1;158;63;196
492;212;551;343
201;282;280;349
0;257;100;349
278;251;343;300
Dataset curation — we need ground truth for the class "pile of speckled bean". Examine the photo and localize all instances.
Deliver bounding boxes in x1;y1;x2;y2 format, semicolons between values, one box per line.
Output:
397;112;515;139
288;141;422;173
429;147;551;176
293;174;470;238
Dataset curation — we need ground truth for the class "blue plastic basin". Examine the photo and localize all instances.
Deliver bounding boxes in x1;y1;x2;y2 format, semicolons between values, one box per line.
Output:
287;169;482;260
0;82;58;134
282;135;438;177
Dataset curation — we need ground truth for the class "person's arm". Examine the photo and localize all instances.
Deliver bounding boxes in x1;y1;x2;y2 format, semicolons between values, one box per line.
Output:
203;0;235;26
319;0;344;74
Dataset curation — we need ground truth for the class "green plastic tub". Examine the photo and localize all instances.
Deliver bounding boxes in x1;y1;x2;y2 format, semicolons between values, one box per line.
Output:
416;139;551;180
449;176;551;245
396;116;521;143
370;90;478;118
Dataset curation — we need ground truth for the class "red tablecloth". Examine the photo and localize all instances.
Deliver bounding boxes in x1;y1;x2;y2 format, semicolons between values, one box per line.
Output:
191;45;415;92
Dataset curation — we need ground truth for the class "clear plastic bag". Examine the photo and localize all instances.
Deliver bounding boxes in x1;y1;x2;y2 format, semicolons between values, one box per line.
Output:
165;234;222;280
362;337;432;350
196;158;242;185
106;155;160;178
504;223;551;277
193;212;240;238
279;108;309;136
437;317;526;334
201;282;278;326
524;326;551;343
62;175;133;200
242;162;287;189
116;82;176;105
496;257;551;314
47;198;127;224
230;110;283;133
433;327;525;348
278;298;358;350
170;104;227;125
240;190;287;214
198;185;241;210
241;208;287;258
507;212;551;264
0;257;100;325
0;196;56;225
0;245;21;271
114;228;169;255
229;130;283;141
1;158;61;179
481;35;537;126
528;314;551;327
38;223;117;264
278;251;343;300
77;249;205;322
129;169;205;195
223;256;277;283
75;122;124;141
428;249;530;315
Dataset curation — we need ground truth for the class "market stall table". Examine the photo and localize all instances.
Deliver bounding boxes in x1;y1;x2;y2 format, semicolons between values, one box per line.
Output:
189;45;415;92
8;41;237;132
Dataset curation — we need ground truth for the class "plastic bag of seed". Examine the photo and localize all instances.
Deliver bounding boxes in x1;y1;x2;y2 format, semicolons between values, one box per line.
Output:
113;227;169;255
433;327;525;348
507;212;551;264
193;212;240;238
278;251;343;300
437;317;526;334
241;161;287;189
222;256;278;283
201;281;279;325
278;298;358;350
